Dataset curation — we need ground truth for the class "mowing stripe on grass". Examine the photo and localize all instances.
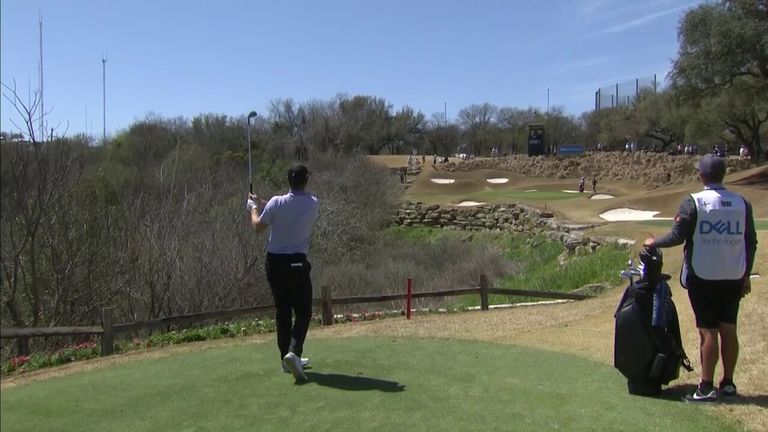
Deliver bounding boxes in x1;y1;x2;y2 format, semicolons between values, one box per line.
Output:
1;337;736;432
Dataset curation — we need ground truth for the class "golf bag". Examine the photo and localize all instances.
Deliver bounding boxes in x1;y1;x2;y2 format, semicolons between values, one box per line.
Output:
613;247;692;396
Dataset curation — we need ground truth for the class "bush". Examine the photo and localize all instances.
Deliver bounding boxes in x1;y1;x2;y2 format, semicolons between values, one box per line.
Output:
1;341;99;374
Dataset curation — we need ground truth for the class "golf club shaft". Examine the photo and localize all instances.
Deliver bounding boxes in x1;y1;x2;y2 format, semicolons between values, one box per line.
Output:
247;118;253;194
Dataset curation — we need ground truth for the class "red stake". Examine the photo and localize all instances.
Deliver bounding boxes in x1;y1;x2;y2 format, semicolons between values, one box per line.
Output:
406;277;413;320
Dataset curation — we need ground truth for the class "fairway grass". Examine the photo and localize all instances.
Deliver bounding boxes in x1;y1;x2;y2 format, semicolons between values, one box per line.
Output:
1;337;737;432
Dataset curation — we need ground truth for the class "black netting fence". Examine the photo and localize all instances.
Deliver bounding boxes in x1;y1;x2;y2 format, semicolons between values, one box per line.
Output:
595;75;657;110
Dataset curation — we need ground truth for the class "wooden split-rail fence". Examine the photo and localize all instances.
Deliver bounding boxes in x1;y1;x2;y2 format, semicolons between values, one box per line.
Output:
0;275;592;357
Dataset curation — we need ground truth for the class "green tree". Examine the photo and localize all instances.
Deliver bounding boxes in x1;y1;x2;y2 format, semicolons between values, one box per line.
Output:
497;107;543;154
544;106;581;153
633;90;689;152
672;0;768;91
338;95;391;154
386;106;426;154
671;0;768;159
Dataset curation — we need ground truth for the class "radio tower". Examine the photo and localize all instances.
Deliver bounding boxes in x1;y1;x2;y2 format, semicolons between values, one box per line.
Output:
39;11;44;142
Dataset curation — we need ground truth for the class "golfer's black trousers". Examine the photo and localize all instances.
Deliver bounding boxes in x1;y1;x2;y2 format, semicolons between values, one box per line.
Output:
265;253;313;360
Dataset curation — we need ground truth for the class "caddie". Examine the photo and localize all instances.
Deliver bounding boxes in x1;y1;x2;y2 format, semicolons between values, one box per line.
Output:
644;154;757;402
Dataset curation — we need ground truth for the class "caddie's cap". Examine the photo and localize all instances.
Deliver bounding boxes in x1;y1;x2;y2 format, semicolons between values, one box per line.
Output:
696;154;726;178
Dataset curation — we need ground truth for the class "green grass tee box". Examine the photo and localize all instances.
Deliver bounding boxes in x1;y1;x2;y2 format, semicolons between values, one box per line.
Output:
1;337;736;432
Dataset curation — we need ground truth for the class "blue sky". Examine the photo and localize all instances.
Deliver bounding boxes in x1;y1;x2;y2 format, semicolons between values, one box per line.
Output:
1;0;703;137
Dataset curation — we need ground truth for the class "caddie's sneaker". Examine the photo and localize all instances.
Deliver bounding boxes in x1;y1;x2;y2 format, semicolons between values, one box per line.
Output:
719;381;737;398
282;352;307;381
684;386;717;403
281;357;310;373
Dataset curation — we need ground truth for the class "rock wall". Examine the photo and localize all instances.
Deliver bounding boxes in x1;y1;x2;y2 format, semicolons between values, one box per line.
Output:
395;201;635;253
396;202;550;232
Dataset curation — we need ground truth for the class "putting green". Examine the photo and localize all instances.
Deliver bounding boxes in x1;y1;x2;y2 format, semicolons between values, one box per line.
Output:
414;190;584;205
1;337;735;432
471;189;584;201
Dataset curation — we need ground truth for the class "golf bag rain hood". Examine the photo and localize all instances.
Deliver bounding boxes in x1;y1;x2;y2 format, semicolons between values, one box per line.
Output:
613;247;692;396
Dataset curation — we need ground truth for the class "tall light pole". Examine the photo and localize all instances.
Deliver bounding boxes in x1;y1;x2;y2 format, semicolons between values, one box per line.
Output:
247;111;258;193
39;11;44;142
102;55;107;143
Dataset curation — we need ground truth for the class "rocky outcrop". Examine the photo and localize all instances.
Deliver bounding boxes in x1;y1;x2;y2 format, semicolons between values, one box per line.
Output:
395;202;635;253
396;202;545;232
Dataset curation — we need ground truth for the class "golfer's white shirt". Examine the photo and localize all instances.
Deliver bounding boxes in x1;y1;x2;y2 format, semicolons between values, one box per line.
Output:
260;191;319;255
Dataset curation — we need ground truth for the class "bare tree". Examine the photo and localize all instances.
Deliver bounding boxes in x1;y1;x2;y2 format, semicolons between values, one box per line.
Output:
1;81;78;353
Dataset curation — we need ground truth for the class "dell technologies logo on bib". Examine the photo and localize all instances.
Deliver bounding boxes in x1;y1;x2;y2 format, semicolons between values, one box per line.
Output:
700;220;743;235
700;220;744;247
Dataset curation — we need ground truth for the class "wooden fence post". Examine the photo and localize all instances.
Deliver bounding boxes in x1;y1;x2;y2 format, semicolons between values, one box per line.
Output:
479;274;489;311
18;337;30;356
101;308;114;356
321;286;334;326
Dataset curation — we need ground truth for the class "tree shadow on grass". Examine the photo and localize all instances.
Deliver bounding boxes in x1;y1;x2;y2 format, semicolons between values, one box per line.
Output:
300;372;405;392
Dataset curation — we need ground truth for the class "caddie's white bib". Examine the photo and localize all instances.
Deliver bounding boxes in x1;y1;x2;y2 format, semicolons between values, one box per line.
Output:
690;188;747;281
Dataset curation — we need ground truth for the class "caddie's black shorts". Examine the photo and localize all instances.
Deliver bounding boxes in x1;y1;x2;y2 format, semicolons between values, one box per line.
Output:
686;275;742;328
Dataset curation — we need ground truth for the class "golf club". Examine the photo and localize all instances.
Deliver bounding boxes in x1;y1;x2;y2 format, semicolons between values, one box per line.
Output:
247;111;258;194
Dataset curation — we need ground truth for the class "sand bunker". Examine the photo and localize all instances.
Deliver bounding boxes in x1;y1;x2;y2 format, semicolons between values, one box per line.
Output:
430;178;455;184
524;189;538;192
486;178;509;184
456;201;486;207
599;208;673;221
590;194;614;200
562;190;581;193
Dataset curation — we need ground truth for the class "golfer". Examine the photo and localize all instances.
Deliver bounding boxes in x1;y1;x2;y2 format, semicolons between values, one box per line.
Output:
644;154;757;402
247;164;319;381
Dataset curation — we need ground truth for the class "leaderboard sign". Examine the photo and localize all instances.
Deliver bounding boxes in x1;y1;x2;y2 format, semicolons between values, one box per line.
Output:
527;124;545;156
